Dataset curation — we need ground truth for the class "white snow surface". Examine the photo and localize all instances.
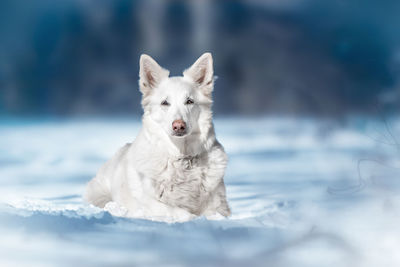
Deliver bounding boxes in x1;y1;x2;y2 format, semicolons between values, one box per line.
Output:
0;116;400;267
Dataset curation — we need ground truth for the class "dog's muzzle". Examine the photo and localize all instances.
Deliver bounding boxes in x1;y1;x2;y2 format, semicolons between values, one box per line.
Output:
172;119;187;136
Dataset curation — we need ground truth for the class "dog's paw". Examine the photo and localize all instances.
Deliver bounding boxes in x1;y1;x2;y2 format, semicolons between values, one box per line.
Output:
205;213;225;221
104;201;128;217
168;208;195;223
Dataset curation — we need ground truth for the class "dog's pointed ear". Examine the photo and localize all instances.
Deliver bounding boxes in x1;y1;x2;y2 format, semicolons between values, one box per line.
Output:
183;53;214;96
139;54;169;95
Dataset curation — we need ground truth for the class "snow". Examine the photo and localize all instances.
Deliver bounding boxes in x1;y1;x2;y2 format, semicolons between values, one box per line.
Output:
0;117;400;266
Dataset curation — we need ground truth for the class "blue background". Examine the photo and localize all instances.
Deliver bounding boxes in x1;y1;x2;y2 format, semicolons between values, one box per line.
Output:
1;0;400;117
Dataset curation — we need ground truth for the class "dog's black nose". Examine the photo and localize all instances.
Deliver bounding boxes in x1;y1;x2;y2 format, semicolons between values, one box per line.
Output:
172;119;186;134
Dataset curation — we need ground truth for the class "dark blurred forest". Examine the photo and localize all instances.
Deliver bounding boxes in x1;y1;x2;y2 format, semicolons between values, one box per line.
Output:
1;0;400;117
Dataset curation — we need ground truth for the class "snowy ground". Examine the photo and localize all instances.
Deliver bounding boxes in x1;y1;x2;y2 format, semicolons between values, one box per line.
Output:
1;116;400;267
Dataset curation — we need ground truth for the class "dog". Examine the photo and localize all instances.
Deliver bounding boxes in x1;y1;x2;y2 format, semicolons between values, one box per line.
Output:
84;53;231;222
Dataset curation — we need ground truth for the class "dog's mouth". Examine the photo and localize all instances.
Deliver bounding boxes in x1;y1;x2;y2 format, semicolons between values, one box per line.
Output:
172;132;187;137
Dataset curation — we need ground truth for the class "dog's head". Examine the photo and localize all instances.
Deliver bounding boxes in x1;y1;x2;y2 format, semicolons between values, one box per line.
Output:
139;53;214;139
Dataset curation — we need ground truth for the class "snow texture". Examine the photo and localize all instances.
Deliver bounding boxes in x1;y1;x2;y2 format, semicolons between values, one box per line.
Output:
1;117;400;267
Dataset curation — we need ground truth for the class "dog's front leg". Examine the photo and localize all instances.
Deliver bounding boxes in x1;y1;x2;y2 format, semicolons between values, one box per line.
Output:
201;144;231;216
203;144;228;191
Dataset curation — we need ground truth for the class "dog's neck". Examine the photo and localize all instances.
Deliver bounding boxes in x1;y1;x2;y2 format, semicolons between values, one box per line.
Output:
142;116;215;158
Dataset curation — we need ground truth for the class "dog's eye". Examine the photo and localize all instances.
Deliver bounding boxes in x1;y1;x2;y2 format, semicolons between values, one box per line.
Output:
185;99;194;105
161;100;170;106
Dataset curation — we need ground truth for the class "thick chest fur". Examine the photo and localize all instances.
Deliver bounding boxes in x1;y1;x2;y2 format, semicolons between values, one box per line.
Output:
152;155;209;215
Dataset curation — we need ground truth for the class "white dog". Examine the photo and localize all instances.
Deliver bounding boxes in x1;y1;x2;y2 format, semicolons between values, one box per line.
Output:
84;53;231;222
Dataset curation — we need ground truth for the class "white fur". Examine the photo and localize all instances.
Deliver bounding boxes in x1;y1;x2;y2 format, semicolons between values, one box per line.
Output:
84;53;231;222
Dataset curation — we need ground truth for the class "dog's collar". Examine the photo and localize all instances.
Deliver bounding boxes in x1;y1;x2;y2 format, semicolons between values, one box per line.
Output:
172;154;201;169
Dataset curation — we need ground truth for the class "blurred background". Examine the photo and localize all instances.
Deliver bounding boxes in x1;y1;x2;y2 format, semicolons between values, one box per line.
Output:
1;1;400;267
1;0;400;117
